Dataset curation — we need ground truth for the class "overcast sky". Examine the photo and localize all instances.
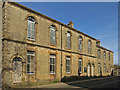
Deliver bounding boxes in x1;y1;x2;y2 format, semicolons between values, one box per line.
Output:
18;2;118;65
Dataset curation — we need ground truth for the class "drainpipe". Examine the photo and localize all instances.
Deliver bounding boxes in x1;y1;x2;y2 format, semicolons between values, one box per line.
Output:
61;25;62;81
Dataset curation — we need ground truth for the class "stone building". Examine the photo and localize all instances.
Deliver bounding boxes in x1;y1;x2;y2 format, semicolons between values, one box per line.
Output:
1;2;113;87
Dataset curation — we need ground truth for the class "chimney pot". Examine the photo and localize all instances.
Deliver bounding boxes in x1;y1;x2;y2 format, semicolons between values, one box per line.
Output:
68;21;74;28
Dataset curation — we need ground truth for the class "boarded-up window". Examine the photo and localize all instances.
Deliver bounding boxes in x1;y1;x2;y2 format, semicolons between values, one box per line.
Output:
66;57;71;73
67;32;71;49
27;17;35;40
78;59;82;73
50;26;56;45
79;37;82;51
27;51;35;74
50;55;56;74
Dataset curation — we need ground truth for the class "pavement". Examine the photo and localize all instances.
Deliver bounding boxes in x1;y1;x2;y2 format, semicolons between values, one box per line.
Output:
25;76;120;89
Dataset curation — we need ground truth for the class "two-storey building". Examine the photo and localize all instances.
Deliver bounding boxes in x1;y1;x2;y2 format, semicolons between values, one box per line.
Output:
1;2;113;87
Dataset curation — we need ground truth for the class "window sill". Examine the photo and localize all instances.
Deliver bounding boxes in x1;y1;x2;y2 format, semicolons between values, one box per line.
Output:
50;73;56;74
66;72;71;74
27;38;36;42
78;50;82;53
66;48;72;52
50;44;57;48
27;72;35;75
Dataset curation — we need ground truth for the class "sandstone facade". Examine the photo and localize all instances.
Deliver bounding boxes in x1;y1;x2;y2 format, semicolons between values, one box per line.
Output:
1;2;113;87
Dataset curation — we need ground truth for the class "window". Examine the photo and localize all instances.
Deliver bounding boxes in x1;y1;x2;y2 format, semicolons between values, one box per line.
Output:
50;55;56;74
108;53;110;61
79;36;82;51
50;25;56;45
66;57;71;73
98;63;101;73
88;40;91;54
78;59;82;73
104;51;106;61
98;50;100;59
27;17;35;40
109;64;111;73
27;51;35;74
104;64;106;73
66;32;71;49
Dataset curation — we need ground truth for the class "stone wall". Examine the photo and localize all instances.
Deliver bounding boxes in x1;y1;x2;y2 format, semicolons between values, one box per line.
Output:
2;2;114;87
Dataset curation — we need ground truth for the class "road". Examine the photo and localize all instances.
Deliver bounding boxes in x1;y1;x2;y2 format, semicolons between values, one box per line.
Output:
67;76;120;89
29;76;120;89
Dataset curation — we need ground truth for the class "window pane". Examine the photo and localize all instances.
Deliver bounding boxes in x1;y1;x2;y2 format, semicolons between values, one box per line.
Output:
31;56;35;73
67;32;70;49
50;55;56;73
79;38;82;51
27;17;35;40
79;59;82;73
27;55;30;63
53;58;55;64
53;65;55;73
27;64;30;72
27;51;35;74
66;57;70;73
27;20;31;38
50;26;56;44
50;58;53;65
50;65;52;73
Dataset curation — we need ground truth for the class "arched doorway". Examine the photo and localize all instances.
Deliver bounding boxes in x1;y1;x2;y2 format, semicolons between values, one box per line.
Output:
12;57;22;83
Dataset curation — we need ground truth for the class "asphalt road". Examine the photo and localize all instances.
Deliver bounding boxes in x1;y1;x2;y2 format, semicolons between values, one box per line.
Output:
66;76;120;89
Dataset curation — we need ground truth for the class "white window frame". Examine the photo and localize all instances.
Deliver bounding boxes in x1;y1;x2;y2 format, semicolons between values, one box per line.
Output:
27;17;35;40
50;25;56;45
50;55;56;74
27;51;35;74
66;57;71;73
78;59;82;73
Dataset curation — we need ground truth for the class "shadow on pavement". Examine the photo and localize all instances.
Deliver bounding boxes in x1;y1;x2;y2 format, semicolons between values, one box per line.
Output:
62;76;120;89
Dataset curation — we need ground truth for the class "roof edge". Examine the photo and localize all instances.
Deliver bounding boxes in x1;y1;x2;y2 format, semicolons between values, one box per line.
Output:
97;45;113;53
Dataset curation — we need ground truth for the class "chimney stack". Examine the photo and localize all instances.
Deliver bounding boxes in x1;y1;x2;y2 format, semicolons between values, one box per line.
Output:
96;39;100;46
67;21;74;28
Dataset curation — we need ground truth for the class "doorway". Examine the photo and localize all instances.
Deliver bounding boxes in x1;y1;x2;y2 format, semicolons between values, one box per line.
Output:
12;57;22;83
91;65;94;77
88;63;91;77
